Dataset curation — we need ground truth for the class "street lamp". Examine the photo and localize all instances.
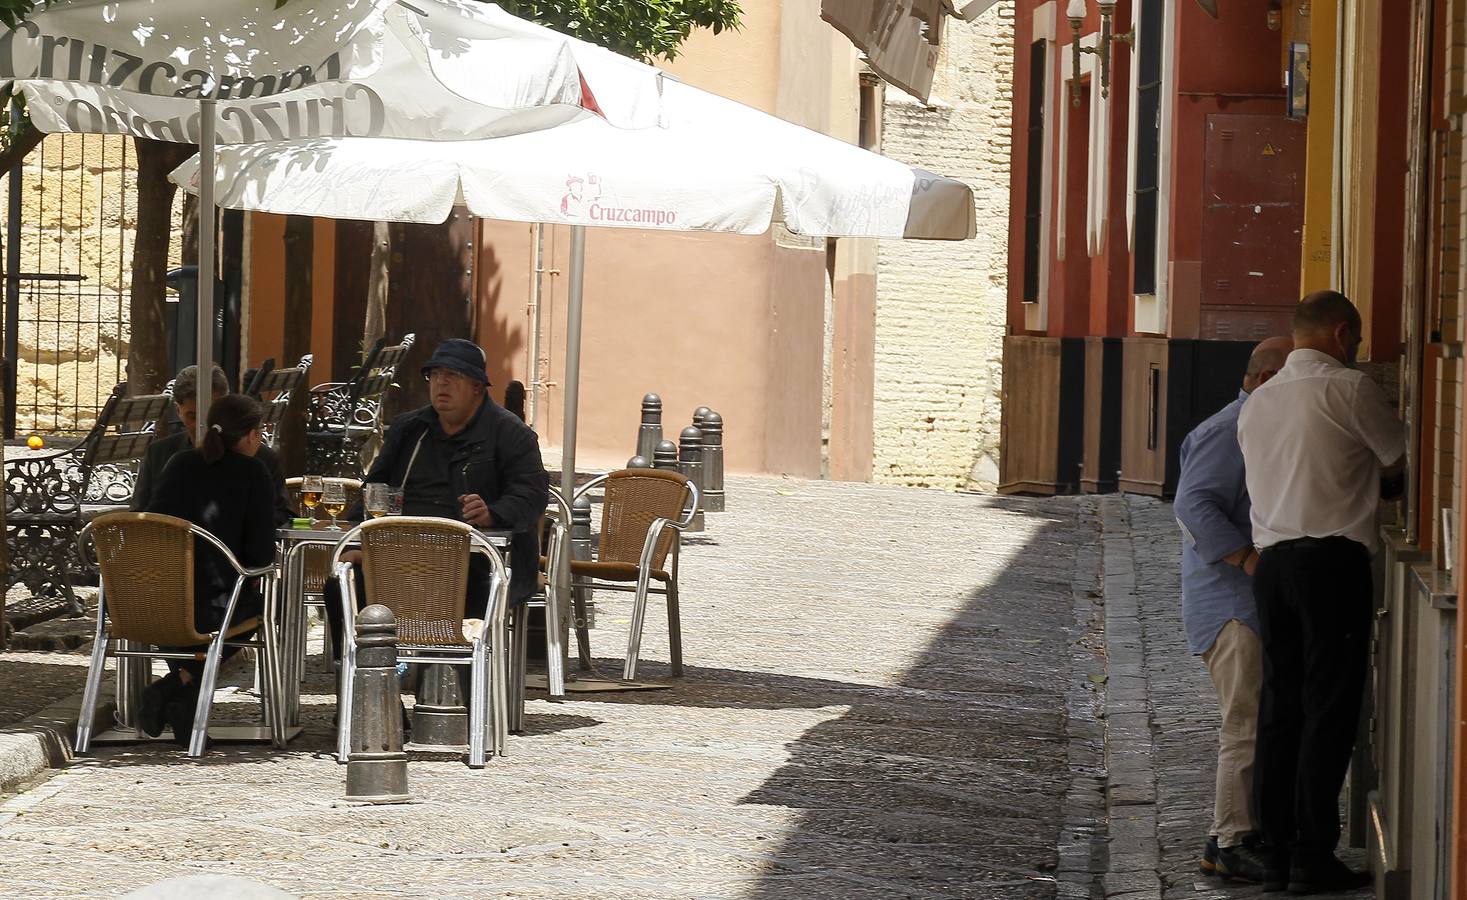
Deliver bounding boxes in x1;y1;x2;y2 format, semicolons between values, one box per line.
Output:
1068;0;1134;107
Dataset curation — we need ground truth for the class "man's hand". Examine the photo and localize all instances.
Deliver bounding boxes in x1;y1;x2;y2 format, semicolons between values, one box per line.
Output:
1222;544;1258;577
1243;552;1258;577
459;493;493;528
341;549;363;566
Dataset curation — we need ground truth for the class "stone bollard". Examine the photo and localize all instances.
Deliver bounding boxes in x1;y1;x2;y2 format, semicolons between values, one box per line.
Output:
636;393;663;462
571;495;596;634
652;439;679;470
345;605;411;804
701;411;725;512
412;664;469;747
626;455;651;469
678;425;705;532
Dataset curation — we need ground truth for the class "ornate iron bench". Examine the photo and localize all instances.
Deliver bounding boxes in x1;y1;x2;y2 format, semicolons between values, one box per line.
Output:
4;382;172;615
306;333;414;478
245;352;313;448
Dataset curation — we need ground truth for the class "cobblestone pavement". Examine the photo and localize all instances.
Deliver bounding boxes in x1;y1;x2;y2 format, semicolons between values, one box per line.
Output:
0;652;89;729
0;477;1096;899
1113;495;1369;900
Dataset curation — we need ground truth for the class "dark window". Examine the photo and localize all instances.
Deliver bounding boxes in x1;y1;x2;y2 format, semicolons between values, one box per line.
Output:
1133;0;1164;295
1147;364;1161;449
1022;40;1047;302
858;79;878;151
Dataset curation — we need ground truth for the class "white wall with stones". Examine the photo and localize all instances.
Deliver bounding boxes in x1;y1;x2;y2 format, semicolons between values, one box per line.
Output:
872;4;1013;490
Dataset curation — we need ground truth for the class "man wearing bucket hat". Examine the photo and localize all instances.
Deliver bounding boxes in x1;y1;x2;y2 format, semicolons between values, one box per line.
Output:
325;338;549;657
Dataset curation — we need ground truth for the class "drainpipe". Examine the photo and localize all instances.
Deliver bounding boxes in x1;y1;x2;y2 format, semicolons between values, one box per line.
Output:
528;223;545;429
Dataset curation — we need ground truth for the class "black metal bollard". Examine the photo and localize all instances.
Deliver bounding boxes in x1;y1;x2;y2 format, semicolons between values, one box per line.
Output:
652;438;679;470
345;605;411;804
412;664;469;747
693;406;712;428
678;425;705;532
636;393;663;462
701;411;725;512
626;455;651;469
570;495;596;639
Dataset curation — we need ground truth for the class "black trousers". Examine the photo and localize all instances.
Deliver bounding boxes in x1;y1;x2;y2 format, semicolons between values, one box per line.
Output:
162;592;264;680
1252;536;1373;861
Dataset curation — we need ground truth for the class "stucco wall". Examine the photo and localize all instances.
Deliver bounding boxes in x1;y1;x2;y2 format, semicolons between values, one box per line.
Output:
872;4;1014;490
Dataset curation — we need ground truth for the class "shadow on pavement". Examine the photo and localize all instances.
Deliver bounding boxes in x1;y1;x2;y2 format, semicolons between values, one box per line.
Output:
732;497;1086;899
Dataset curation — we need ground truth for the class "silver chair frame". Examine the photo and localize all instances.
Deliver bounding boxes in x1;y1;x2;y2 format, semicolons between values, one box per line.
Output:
507;492;571;734
75;514;279;758
570;473;700;681
331;520;510;768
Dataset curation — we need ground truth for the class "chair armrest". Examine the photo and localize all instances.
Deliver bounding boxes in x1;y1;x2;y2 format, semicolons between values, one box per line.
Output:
674;480;702;529
570;474;611;504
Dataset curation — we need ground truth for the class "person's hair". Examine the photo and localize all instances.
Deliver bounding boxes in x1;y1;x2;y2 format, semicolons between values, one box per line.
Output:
173;364;229;405
200;394;263;464
1292;290;1361;336
1245;342;1289;379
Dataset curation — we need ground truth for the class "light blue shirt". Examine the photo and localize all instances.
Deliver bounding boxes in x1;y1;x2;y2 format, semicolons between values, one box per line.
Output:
1175;390;1259;655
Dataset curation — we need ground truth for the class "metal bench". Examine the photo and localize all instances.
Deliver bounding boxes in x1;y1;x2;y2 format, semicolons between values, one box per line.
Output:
306;333;414;478
4;383;172;615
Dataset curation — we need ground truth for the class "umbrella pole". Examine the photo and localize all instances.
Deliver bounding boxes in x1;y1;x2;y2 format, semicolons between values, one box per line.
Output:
195;96;217;445
559;225;585;506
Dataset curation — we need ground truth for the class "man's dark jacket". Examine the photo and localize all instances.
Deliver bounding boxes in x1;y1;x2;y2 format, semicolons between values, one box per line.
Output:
132;430;293;526
359;399;549;604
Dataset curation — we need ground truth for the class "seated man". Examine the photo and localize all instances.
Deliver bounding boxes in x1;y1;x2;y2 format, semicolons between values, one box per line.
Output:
325;338;550;655
132;364;292;526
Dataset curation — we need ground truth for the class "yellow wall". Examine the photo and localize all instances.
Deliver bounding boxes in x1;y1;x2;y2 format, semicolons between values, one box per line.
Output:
1300;0;1338;293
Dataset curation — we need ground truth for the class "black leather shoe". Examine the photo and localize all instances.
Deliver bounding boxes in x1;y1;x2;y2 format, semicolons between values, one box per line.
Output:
1287;856;1371;894
1217;842;1287;889
139;672;182;738
1199;835;1219;877
166;683;202;750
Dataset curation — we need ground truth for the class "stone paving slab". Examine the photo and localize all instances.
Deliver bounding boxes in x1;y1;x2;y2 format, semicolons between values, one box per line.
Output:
0;477;1092;899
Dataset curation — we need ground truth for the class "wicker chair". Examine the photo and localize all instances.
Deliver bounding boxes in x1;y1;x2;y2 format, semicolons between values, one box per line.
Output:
283;477;361;671
331;516;509;768
570;468;699;681
506;495;571;734
74;512;280;757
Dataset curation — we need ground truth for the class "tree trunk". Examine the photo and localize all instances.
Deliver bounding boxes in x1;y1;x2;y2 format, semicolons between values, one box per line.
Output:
276;215;314;475
128;138;194;395
363;221;390;351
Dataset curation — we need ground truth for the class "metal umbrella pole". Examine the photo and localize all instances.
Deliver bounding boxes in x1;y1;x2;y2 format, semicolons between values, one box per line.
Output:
555;225;587;672
194;95;217;445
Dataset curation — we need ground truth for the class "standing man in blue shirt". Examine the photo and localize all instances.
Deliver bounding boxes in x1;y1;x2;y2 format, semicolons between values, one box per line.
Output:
1174;335;1291;884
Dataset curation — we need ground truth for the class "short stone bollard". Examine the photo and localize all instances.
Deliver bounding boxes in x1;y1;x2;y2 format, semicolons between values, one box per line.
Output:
636;393;663;462
678;425;705;532
652;438;680;470
701;411;725;512
344;605;410;804
626;455;651;469
571;495;596;635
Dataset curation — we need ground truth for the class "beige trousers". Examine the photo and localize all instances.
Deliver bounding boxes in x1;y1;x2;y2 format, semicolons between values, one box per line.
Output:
1201;618;1263;847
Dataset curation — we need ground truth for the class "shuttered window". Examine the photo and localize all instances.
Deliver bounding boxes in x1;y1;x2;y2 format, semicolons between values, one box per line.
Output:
1133;0;1163;295
1022;41;1047;303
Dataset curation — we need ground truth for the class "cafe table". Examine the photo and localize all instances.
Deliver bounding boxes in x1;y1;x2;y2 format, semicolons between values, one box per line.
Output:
269;519;513;747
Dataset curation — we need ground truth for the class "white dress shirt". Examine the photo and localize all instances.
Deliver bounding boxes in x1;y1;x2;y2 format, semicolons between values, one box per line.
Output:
1237;348;1405;553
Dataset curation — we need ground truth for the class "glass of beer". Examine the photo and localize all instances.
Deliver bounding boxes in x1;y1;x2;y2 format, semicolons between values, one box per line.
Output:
301;475;324;519
322;480;347;531
364;483;390;519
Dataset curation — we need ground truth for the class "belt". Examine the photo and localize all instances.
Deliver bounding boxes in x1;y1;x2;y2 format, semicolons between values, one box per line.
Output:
1267;535;1362;551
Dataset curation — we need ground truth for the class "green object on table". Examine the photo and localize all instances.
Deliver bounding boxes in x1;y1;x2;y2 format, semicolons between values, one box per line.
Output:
291;517;313;529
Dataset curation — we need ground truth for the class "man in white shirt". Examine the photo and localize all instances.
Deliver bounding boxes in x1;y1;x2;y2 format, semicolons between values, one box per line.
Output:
1235;291;1404;894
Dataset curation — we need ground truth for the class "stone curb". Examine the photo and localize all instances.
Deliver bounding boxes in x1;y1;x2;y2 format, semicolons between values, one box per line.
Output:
1100;496;1162;900
0;684;114;793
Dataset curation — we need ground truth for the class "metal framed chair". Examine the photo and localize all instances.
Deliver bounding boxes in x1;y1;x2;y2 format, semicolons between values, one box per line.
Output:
506;493;571;733
569;468;699;681
331;516;509;768
246;353;313;448
74;512;280;757
283;476;361;671
5;383;172;614
306;333;414;477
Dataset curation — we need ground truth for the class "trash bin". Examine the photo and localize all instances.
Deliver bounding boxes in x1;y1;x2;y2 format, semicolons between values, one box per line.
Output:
164;265;229;378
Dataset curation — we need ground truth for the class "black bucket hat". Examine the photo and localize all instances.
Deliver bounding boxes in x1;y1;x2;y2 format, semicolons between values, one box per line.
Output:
421;338;490;386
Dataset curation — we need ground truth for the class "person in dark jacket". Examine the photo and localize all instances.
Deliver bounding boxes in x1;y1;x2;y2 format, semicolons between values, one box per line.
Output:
324;338;550;657
132;364;292;526
142;394;277;743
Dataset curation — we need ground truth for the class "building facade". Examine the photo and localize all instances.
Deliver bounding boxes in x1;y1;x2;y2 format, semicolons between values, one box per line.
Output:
1002;0;1467;894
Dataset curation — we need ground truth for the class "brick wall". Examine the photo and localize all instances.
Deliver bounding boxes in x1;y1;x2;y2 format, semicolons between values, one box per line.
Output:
872;3;1015;490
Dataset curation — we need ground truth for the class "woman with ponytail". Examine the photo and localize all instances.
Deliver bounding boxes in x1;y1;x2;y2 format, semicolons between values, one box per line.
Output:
142;393;276;744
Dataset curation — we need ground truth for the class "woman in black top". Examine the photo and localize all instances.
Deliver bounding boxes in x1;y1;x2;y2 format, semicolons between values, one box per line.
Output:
141;394;276;743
